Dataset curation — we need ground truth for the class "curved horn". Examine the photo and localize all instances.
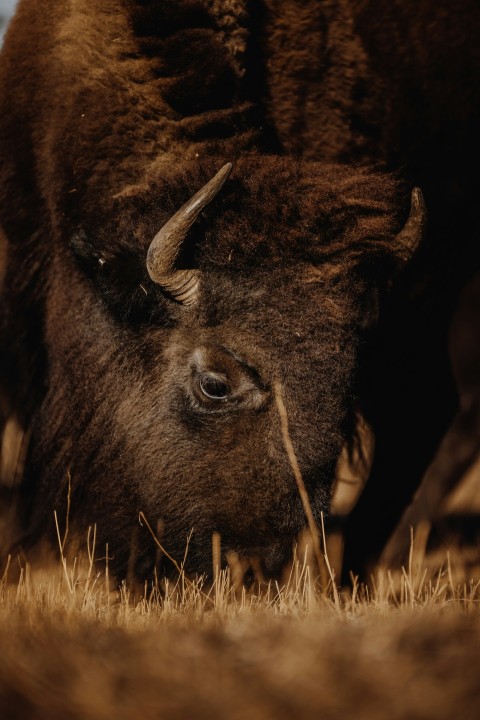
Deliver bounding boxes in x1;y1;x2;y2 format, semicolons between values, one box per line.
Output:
147;163;233;305
395;187;427;264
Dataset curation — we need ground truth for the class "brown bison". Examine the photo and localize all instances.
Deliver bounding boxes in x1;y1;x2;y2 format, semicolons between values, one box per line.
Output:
0;0;478;581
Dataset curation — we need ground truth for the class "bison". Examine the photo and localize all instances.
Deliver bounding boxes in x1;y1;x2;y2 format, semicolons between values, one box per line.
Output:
0;0;479;581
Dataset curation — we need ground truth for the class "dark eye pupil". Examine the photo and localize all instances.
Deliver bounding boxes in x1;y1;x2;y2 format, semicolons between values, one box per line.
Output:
199;374;230;400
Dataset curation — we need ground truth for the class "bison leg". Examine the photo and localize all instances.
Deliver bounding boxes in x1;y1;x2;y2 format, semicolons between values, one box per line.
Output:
380;399;480;568
382;269;480;568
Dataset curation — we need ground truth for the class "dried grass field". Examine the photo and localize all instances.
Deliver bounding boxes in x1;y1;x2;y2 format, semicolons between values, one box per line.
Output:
1;536;480;720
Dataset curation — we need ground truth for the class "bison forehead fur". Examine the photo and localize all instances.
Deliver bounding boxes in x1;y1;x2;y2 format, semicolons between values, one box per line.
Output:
0;0;436;580
29;161;404;578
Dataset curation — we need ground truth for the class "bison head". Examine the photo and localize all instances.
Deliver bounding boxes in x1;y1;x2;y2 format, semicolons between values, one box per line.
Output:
21;156;425;581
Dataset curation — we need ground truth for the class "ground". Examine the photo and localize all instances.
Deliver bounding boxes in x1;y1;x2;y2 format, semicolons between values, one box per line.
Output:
0;548;479;720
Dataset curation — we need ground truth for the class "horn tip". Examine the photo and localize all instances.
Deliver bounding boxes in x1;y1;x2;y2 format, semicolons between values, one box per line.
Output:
219;162;233;178
411;187;426;212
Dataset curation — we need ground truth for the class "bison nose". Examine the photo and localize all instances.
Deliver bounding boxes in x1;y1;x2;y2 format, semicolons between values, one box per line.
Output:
259;544;290;580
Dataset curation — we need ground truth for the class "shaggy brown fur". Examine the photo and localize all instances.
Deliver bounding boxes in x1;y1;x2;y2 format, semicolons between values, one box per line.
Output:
0;1;479;579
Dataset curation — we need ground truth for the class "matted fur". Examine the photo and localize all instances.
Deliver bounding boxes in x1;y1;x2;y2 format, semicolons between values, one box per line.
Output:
0;0;478;579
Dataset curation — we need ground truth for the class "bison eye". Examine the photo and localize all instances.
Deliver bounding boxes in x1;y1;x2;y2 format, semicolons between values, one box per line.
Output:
199;373;230;400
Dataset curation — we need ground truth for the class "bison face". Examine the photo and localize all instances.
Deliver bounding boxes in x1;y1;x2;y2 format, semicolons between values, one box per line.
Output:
27;159;424;581
134;265;361;578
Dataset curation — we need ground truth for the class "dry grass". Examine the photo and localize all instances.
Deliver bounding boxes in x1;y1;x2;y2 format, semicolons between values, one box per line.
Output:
1;536;480;720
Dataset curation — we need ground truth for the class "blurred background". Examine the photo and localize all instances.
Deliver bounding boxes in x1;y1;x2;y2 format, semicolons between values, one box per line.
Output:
0;0;16;45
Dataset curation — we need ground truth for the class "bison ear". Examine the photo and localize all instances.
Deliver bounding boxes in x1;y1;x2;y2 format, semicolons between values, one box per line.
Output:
70;230;108;275
391;187;427;266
